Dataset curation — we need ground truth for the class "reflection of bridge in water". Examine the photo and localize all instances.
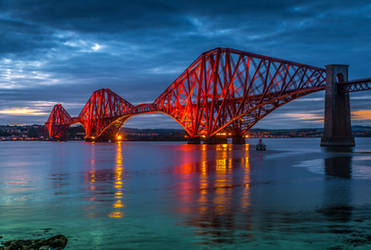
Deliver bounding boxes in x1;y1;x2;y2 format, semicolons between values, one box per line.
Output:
79;141;365;246
172;145;356;246
84;142;125;219
45;48;371;146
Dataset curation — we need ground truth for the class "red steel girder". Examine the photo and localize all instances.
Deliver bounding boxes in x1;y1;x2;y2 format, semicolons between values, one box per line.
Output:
45;104;72;139
78;88;134;139
154;48;326;137
45;48;333;140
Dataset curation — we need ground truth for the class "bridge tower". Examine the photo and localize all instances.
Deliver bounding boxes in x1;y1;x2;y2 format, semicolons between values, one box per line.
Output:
321;65;354;147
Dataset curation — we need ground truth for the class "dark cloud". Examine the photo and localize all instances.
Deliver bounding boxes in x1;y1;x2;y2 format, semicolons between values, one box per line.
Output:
0;17;56;55
0;0;370;128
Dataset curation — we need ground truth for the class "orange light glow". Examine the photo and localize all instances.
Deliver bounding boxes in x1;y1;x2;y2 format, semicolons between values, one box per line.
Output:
109;141;124;218
0;108;48;116
87;146;97;201
352;110;371;120
116;135;122;140
108;211;123;218
199;145;208;214
113;200;124;208
174;141;252;223
285;113;323;122
241;144;250;211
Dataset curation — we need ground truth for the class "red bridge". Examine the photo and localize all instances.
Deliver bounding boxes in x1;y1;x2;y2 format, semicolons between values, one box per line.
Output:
45;48;371;146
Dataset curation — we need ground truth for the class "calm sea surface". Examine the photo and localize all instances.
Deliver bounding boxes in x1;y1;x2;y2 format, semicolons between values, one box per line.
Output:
1;138;371;249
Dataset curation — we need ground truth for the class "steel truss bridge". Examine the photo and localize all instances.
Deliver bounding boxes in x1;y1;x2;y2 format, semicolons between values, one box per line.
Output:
45;48;371;144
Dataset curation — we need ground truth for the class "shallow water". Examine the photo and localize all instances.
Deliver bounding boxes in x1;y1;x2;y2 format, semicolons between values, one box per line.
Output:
0;138;371;249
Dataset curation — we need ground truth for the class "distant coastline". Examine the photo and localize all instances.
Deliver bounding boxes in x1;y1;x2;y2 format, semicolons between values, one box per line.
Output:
1;124;371;141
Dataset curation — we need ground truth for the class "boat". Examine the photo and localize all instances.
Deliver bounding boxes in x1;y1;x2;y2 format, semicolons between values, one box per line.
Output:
256;138;266;151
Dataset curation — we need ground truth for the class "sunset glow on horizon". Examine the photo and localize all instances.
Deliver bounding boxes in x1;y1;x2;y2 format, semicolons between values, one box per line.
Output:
352;110;371;121
0;108;48;116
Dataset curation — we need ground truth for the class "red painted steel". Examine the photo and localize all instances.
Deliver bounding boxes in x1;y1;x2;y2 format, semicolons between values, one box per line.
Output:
45;104;72;140
45;47;370;141
78;88;134;139
154;48;326;137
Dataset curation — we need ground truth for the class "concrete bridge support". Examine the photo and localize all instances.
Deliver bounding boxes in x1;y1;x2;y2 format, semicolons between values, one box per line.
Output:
203;136;228;144
187;137;201;144
321;65;354;147
231;124;246;144
232;135;245;144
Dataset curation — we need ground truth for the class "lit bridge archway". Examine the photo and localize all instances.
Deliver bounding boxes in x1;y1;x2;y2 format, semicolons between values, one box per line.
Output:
45;48;371;145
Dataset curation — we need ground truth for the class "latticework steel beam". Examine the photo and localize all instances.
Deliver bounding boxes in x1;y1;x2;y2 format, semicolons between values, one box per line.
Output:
45;104;72;139
154;48;326;137
340;78;371;92
78;88;134;139
45;47;335;140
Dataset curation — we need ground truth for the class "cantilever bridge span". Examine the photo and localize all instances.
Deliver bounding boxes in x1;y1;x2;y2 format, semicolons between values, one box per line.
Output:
45;48;371;146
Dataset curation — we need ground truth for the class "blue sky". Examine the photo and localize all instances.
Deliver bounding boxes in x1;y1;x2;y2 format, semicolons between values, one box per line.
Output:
0;0;371;129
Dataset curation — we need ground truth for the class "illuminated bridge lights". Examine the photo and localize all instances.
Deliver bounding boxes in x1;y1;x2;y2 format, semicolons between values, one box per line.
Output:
45;47;371;142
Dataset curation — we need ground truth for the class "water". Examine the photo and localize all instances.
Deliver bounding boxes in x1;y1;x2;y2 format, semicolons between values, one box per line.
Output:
0;138;371;249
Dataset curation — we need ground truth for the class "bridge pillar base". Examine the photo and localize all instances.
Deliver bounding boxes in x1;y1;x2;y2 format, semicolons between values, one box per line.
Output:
187;137;201;144
96;138;113;142
320;137;355;147
232;136;245;144
204;136;228;144
321;64;355;147
85;136;114;142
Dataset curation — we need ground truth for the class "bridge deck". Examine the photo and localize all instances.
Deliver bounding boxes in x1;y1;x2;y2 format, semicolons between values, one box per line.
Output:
340;78;371;92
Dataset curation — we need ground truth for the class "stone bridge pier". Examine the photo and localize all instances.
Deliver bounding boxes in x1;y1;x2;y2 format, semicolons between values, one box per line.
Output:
321;65;355;147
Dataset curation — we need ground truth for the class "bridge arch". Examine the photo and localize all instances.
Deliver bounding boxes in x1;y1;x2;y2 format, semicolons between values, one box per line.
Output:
44;48;371;145
98;86;326;141
216;86;326;136
67;122;86;139
153;48;326;138
45;104;72;140
45;48;328;141
78;88;134;140
96;111;191;141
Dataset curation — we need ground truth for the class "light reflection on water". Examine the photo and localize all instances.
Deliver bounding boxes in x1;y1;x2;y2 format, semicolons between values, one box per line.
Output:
0;139;371;249
110;141;124;218
172;144;254;245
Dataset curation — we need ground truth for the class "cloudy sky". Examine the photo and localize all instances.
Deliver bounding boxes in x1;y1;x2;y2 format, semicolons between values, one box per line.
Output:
0;0;371;129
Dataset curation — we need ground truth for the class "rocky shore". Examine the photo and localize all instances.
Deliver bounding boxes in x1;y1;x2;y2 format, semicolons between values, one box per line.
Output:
0;235;67;250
